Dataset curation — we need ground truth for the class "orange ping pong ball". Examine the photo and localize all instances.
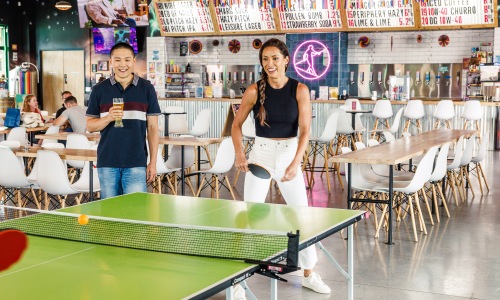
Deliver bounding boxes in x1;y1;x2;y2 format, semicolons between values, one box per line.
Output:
78;214;89;225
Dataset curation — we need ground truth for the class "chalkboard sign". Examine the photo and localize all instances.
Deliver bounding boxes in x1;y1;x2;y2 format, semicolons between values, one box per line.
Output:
154;0;215;36
214;4;276;33
345;0;415;30
278;1;342;31
419;0;496;28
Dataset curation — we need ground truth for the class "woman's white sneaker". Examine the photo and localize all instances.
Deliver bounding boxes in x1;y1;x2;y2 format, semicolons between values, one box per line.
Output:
301;272;331;294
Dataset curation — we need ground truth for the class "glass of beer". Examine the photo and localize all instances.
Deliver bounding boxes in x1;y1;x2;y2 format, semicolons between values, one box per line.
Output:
113;98;124;128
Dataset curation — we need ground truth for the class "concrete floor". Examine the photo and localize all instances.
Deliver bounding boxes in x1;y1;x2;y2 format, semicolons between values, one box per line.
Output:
203;150;500;300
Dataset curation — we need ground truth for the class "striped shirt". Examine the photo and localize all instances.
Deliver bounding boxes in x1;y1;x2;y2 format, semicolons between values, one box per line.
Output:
86;74;161;168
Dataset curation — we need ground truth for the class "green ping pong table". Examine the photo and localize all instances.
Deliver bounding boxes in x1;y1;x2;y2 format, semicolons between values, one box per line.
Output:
0;192;365;299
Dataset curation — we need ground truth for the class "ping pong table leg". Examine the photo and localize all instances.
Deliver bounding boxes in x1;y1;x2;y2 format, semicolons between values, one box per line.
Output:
225;286;233;300
89;161;94;202
181;145;185;195
347;224;354;300
270;278;277;299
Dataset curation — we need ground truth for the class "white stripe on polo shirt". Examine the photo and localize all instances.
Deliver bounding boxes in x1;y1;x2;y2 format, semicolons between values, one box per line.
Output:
100;110;146;121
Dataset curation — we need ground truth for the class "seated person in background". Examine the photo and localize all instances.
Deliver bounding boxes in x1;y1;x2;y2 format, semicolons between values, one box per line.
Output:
22;94;45;123
86;0;137;27
54;96;88;134
55;91;73;119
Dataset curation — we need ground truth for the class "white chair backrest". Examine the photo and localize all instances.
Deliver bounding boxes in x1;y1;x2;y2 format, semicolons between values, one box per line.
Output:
389;107;405;134
0;140;21;148
42;142;65;149
7;127;26;145
162;106;188;134
461;100;482;121
372;100;393;119
402;146;439;193
36;150;77;195
41;125;61;146
434;100;455;120
189;109;211;137
165;140;195;170
209;138;235;173
447;136;464;170
403;100;425;119
382;131;396;143
0;147;31;188
459;134;477;166
345;98;362;111
72;161;100;192
429;143;451;182
354;141;366;149
67;133;91;169
367;139;379;147
472;136;488;163
317;110;340;142
242;115;256;138
335;109;354;134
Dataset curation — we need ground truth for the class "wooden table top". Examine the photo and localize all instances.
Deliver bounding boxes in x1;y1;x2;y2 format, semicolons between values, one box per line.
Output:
35;132;101;141
158;136;222;146
329;129;477;165
13;147;97;161
0;125;50;135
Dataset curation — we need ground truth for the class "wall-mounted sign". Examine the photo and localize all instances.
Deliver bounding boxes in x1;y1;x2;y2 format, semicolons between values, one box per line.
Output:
180;41;188;56
293;40;330;80
154;0;214;35
278;0;342;31
345;0;415;29
419;0;495;27
214;4;276;32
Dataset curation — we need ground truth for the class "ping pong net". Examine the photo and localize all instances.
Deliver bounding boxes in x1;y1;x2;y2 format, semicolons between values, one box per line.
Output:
0;205;299;274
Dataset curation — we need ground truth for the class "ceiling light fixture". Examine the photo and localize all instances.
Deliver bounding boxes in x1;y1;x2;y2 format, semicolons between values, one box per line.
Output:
55;1;72;11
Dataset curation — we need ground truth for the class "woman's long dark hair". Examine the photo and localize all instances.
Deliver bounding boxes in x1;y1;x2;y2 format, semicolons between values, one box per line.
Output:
257;38;290;127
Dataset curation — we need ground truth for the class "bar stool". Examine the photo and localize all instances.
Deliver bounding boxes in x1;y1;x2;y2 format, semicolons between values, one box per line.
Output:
433;100;455;129
403;100;425;135
370;100;393;138
461;100;482;137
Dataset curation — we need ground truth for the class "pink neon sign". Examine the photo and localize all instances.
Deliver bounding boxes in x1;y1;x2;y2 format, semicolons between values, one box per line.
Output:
292;40;330;80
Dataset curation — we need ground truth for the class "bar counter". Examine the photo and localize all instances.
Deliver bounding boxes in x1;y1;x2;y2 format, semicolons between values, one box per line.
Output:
158;97;500;150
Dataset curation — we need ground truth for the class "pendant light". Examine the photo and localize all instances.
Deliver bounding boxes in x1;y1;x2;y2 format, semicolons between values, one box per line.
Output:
55;1;72;11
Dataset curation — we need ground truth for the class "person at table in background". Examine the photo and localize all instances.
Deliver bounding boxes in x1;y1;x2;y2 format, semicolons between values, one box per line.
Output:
86;0;137;27
21;94;45;123
86;42;161;199
53;96;88;134
231;38;331;295
55;91;73;119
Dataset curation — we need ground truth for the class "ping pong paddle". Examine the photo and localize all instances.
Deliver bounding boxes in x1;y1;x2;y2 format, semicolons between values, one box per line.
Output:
248;163;271;179
0;229;28;272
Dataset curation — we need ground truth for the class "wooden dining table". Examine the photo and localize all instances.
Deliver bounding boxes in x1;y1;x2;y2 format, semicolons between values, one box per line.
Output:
329;129;477;245
13;147;98;202
35;132;101;141
1;125;51;144
159;136;222;195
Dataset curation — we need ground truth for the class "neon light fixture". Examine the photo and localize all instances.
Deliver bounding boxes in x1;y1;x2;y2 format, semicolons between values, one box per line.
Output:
293;40;330;80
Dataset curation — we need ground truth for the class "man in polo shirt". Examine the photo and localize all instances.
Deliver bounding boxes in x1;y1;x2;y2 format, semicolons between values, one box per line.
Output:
86;42;161;199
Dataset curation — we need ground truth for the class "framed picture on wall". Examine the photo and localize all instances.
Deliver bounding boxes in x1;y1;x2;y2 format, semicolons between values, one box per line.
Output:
95;73;103;83
92;64;97;73
98;61;109;71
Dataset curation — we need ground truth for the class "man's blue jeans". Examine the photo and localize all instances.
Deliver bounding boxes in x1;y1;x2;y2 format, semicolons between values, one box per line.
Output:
98;167;147;199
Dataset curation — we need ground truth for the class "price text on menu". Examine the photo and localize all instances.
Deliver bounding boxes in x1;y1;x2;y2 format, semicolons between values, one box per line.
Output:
420;0;494;26
155;1;214;34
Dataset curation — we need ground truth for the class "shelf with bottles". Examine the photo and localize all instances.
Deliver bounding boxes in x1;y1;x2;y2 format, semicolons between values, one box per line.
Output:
165;71;200;98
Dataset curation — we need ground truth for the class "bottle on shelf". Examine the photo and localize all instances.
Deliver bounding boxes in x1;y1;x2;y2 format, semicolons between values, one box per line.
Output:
186;63;191;73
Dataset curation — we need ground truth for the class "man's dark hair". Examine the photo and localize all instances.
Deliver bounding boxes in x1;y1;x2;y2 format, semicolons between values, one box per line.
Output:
110;42;135;57
61;91;72;97
64;96;78;105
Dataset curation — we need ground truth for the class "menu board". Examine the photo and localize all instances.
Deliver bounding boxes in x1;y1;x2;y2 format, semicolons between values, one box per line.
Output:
154;0;215;35
345;0;415;29
214;4;276;32
278;1;342;31
419;0;495;27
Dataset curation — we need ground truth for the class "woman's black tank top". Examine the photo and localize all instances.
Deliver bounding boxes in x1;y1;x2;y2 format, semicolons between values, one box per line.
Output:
253;78;299;138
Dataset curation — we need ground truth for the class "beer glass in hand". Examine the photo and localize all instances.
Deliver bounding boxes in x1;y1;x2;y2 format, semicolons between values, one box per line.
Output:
113;98;124;128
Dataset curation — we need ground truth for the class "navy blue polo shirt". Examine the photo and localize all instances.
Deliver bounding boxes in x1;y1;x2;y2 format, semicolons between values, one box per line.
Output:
86;74;161;168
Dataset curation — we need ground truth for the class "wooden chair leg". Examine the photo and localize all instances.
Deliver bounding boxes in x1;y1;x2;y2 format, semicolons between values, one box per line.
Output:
436;182;450;218
225;176;236;200
475;163;484;195
407;194;419;242
420;188;434;226
431;184;440;223
196;175;206;197
412;193;427;235
185;177;196;196
479;163;490;192
215;175;219;199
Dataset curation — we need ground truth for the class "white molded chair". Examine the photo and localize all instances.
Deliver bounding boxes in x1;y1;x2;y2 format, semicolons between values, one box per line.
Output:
403;100;425;135
66;133;92;182
162;106;189;135
456;134;477;200
433;100;455;129
372;107;404;141
371;100;393;135
427;143;451;223
0;146;40;208
461;100;482;137
191;138;236;200
7;127;27;146
446;136;465;206
36;150;96;209
41;125;61;146
303;110;341;193
189;109;213;167
470;137;489;195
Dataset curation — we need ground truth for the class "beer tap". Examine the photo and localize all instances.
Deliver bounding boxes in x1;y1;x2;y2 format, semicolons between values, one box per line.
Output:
425;72;431;86
415;71;421;85
445;75;451;86
204;71;209;85
233;71;238;83
249;72;254;83
241;71;246;84
227;71;232;84
211;72;216;84
377;71;382;85
369;72;373;85
456;71;461;85
350;71;355;85
219;72;224;84
435;75;440;85
359;72;364;85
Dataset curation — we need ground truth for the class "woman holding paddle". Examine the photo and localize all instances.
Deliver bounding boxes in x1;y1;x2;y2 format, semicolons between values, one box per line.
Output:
231;38;330;295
